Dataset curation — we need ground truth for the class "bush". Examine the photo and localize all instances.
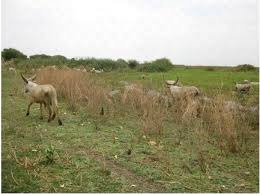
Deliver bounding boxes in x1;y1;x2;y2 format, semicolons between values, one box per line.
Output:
205;67;215;71
138;58;174;72
17;58;69;69
233;64;256;72
1;48;27;61
128;59;139;69
67;57;128;71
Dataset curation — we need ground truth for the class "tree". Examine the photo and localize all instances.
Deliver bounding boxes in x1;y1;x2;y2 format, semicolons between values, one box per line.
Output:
116;58;128;68
152;58;173;66
128;59;139;69
138;58;174;72
1;48;27;61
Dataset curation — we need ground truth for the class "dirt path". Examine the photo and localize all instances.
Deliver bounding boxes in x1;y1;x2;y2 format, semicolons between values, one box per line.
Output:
76;149;166;192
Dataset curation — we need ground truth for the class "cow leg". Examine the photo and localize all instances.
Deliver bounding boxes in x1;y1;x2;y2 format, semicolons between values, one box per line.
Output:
51;112;56;120
26;102;33;116
47;105;52;122
40;103;43;120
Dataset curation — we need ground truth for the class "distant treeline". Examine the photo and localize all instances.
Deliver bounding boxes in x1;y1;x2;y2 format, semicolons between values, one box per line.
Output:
1;48;175;72
1;48;257;72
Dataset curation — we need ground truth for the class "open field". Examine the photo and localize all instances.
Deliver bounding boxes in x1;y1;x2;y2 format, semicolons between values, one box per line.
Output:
2;66;259;192
102;66;259;94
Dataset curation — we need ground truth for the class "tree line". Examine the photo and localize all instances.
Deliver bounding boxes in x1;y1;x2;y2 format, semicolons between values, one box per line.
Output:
1;48;174;72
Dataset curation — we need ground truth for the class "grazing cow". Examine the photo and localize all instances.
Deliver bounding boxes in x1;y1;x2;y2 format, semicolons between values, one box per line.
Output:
21;74;62;125
165;78;183;87
166;77;200;98
235;82;251;93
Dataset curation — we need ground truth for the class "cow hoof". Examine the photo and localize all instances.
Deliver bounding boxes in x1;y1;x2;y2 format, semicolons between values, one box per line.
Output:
48;119;51;123
40;117;43;120
26;113;29;116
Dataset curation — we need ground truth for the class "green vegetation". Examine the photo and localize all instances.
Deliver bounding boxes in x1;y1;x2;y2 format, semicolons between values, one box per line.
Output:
138;58;174;72
45;145;55;164
101;67;259;96
2;65;259;192
127;59;139;69
232;64;257;72
1;48;27;61
2;48;259;192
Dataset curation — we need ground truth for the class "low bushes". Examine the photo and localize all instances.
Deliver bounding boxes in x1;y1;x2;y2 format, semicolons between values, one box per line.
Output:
138;58;174;72
232;64;257;72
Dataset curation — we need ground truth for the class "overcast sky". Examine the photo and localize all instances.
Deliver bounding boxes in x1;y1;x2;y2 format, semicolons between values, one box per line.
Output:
1;0;259;66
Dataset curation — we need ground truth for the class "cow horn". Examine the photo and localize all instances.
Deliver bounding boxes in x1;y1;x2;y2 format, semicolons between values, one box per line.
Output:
21;73;28;83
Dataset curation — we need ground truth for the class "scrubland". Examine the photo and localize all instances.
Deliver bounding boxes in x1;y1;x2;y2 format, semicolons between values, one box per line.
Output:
2;65;259;192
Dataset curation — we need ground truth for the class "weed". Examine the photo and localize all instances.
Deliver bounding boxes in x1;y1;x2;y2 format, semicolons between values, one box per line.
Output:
45;145;55;164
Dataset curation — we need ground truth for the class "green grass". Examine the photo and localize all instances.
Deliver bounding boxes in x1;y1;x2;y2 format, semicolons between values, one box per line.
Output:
102;67;259;94
2;67;259;192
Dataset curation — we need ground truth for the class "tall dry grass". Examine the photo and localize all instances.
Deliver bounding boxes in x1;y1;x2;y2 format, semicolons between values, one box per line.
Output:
36;67;111;116
170;94;258;153
34;67;258;154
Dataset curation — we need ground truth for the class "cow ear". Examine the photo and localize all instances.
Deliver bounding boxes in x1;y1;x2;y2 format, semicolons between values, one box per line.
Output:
21;73;28;83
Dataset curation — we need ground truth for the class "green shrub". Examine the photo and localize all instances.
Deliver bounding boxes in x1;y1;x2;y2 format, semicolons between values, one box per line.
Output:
233;64;257;72
205;67;215;71
138;58;174;72
1;48;27;61
67;57;128;71
128;59;139;69
45;145;55;164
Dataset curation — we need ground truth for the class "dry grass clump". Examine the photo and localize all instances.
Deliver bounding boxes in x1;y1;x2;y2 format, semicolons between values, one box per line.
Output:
36;67;111;115
121;84;167;136
168;93;256;153
195;95;252;153
139;94;166;136
121;84;144;111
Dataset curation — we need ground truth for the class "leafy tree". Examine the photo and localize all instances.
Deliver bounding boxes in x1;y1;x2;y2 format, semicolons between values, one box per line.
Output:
233;64;256;72
128;59;139;69
138;58;174;72
116;58;128;68
1;48;27;61
152;58;173;66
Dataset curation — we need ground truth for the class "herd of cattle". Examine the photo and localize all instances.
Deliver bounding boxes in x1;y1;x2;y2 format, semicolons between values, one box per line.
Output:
7;66;259;125
117;77;258;112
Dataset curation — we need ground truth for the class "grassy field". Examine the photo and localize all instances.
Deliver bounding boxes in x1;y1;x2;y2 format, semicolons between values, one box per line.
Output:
2;66;259;192
102;67;259;94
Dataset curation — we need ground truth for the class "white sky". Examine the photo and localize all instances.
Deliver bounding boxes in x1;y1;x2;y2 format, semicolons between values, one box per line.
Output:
1;0;259;66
